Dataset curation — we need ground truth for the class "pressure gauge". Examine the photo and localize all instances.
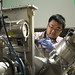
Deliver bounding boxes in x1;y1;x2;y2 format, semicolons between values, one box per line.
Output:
22;21;29;41
16;19;29;41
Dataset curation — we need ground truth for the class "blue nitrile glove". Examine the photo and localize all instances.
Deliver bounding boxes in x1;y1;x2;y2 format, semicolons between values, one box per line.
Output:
38;35;54;51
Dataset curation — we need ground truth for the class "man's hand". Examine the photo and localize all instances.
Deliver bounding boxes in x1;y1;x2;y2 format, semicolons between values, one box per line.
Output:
38;36;54;51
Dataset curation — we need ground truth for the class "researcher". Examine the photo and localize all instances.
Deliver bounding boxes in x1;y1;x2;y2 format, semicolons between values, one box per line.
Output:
35;14;66;56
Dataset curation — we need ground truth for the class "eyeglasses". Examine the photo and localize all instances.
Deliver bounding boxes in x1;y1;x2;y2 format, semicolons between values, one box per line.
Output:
48;24;62;32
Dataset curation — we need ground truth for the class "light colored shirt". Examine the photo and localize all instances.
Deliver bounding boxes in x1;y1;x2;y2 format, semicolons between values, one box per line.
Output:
34;31;63;57
35;31;63;48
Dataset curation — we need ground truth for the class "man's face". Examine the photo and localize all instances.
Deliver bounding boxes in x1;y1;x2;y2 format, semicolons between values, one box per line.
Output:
46;20;63;39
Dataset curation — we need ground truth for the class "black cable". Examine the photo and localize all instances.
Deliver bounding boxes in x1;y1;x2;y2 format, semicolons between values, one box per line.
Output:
0;0;25;75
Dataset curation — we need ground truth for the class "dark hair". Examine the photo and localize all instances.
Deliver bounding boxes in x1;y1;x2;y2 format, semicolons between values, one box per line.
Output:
48;14;66;29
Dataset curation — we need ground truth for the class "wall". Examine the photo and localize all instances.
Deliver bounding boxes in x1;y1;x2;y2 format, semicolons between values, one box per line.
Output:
2;0;75;28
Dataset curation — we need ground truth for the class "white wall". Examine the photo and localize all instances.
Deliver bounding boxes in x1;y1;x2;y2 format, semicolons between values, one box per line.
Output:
2;0;75;28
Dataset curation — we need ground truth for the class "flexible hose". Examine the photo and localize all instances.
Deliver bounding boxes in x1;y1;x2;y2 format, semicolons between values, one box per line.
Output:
0;0;25;75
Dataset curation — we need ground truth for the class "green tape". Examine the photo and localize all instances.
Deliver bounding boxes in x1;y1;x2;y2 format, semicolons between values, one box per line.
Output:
74;0;75;5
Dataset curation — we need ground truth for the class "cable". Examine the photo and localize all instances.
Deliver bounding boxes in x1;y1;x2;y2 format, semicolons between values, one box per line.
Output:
0;0;25;75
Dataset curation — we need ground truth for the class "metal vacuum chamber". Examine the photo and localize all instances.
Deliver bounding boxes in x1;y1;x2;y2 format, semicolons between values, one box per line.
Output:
0;5;38;75
34;29;75;75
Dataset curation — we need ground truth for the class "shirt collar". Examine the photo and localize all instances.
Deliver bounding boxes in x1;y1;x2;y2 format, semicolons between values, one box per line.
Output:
43;31;46;38
43;31;57;43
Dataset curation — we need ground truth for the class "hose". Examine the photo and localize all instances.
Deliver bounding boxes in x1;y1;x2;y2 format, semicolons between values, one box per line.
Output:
0;0;25;75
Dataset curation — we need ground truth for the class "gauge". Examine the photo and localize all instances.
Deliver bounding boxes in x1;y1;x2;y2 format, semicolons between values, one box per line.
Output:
22;22;29;41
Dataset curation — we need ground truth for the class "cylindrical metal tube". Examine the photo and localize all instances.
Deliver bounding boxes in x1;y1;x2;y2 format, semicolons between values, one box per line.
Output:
49;34;75;73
